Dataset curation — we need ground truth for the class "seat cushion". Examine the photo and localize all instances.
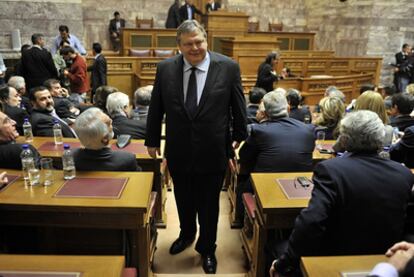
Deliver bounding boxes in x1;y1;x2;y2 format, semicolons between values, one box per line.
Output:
129;49;151;57
154;49;175;57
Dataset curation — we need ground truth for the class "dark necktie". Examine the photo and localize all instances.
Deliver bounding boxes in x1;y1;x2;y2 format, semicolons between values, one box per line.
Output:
186;67;198;117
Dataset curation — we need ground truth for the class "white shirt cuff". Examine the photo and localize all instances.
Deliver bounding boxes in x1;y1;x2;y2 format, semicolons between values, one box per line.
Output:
369;262;398;277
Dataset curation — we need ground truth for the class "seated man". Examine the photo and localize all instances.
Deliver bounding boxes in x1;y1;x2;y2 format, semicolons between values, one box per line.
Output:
390;93;414;132
0;109;40;169
73;107;140;171
390;125;414;168
285;88;311;123
0;85;29;135
106;92;146;139
270;110;414;276
29;86;76;138
43;79;79;122
133;85;153;121
8;76;32;113
246;87;266;124
236;90;315;221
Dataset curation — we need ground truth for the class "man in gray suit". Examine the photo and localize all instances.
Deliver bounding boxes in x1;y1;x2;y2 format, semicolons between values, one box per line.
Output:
145;20;247;274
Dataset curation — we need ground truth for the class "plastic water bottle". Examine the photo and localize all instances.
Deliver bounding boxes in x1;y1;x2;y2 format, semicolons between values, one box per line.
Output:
22;118;33;143
62;144;76;180
20;144;35;182
379;146;390;160
53;119;63;145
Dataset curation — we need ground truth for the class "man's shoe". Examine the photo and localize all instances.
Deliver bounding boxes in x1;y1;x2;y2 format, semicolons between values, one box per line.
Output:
202;254;217;274
169;237;194;255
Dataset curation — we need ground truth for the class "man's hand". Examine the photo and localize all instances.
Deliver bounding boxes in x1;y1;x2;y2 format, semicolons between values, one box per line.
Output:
0;171;8;186
147;147;160;159
386;241;414;257
232;141;240;150
269;259;281;277
63;69;69;77
388;248;414;272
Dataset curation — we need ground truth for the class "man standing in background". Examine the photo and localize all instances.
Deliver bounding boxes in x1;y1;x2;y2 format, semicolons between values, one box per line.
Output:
109;11;126;51
51;25;86;56
88;42;107;102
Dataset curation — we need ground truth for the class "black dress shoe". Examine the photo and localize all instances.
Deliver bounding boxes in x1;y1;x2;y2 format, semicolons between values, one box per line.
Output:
169;237;195;255
202;254;217;274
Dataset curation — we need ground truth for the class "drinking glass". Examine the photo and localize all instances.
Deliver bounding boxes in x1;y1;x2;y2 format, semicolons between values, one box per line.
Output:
40;158;54;186
28;168;40;186
316;131;326;150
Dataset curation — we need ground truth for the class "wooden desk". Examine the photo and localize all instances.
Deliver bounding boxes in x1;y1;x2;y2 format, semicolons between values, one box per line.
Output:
301;255;386;277
246;31;315;51
242;172;312;277
0;254;125;277
18;136;167;228
0;170;154;277
227;141;334;227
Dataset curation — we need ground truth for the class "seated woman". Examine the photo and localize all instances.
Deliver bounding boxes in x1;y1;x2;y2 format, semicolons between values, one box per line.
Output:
255;52;279;92
314;96;345;140
73;107;140;171
106;92;146;139
0;85;29;135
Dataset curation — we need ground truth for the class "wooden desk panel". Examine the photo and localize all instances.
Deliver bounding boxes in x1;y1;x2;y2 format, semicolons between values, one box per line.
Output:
245;31;315;51
0;254;125;277
301;255;385;277
0;170;154;277
17;137;167;227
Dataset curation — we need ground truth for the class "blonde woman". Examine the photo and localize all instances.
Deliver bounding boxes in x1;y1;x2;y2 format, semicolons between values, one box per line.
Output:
354;90;394;146
314;96;345;139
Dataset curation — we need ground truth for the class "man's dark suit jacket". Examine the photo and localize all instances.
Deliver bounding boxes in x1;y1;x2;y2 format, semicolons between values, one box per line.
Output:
246;104;259;124
0;142;40;169
73;147;140;171
21;46;58;90
31;109;76;138
112;114;146;139
396;51;407;66
205;2;221;12
3;104;29;136
276;152;414;274
179;4;202;22
165;2;181;28
145;52;247;174
88;54;107;94
289;106;312;123
390;115;414;132
390;125;414;167
239;117;315;174
109;18;126;35
255;62;277;92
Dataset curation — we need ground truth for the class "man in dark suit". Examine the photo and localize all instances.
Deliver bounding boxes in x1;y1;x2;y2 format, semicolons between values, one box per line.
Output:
205;0;221;12
0;85;29;135
390;93;414;131
87;43;107;102
145;20;247;274
73;107;140;171
21;34;58;91
179;0;202;23
286;88;311;123
109;11;126;51
29;86;76;138
236;90;315;221
0;110;40;169
394;43;412;93
106;92;146;139
165;0;181;28
44;79;79;122
246;87;266;124
390;125;414;168
270;110;414;276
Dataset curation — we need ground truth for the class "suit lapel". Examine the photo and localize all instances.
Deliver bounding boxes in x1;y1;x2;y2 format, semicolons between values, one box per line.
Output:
193;52;221;118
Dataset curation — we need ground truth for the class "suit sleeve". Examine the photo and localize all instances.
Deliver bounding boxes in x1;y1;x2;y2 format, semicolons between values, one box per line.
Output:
258;64;278;84
98;58;107;85
238;126;258;174
230;62;248;142
45;51;58;78
145;63;165;148
275;162;338;274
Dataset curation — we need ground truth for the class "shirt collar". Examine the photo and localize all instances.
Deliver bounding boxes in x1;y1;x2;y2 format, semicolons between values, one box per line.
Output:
95;53;101;59
32;44;42;50
183;51;210;73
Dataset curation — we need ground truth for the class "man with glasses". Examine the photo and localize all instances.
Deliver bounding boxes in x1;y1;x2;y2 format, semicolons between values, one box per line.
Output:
0;110;40;169
145;20;247;274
